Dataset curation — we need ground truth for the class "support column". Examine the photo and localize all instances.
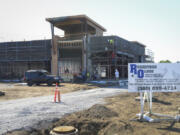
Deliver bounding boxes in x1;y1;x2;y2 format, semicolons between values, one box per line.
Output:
50;24;58;75
82;36;87;71
87;36;93;79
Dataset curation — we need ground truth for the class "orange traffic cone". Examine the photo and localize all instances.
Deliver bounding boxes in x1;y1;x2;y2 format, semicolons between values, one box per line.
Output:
58;91;61;102
54;83;61;102
54;90;57;102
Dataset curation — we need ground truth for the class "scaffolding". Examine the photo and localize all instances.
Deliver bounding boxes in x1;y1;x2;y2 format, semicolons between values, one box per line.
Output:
90;51;132;79
0;40;51;61
88;36;145;79
58;39;83;81
0;40;51;79
145;49;154;63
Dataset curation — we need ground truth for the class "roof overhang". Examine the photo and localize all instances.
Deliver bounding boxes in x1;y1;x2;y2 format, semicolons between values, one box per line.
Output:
131;41;146;47
58;39;83;44
46;15;106;32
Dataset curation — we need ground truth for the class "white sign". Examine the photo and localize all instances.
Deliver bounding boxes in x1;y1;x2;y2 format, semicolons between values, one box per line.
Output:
128;63;180;92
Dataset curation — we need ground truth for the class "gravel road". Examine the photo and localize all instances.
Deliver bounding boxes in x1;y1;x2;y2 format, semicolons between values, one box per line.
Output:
0;87;127;134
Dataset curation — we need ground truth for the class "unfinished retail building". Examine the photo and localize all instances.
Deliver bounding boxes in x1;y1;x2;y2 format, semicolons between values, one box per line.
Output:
0;15;153;80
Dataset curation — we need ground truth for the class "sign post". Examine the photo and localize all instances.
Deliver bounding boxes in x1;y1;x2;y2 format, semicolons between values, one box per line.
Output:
128;63;180;124
140;92;144;119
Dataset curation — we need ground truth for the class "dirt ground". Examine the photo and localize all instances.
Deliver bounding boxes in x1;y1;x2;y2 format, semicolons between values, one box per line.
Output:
6;92;180;135
0;83;99;102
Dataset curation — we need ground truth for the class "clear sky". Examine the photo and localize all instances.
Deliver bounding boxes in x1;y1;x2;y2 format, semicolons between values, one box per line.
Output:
0;0;179;62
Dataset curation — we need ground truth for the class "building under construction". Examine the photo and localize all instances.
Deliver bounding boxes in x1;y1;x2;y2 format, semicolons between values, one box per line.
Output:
0;15;153;80
0;40;51;79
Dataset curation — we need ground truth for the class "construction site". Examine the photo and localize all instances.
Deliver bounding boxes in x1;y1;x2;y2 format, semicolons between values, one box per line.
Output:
0;15;153;81
1;15;179;135
0;82;179;135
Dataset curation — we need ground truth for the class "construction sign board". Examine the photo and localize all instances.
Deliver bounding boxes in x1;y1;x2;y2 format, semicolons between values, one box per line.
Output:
128;63;180;92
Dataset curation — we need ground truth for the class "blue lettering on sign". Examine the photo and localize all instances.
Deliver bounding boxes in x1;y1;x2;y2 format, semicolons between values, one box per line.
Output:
130;64;137;74
130;64;144;78
138;69;144;78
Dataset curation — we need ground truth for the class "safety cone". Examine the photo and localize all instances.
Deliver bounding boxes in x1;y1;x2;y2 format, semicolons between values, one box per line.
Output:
54;83;61;103
54;89;57;102
58;90;60;102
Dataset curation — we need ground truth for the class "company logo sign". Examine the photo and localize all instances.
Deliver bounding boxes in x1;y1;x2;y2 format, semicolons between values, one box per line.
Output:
130;64;144;78
128;63;180;92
